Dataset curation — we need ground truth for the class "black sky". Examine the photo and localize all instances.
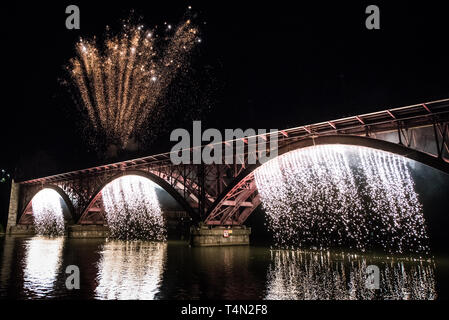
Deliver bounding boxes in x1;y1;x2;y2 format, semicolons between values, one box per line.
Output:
1;1;449;180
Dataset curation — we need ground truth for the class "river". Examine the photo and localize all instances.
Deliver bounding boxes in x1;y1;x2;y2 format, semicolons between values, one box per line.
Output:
1;236;447;300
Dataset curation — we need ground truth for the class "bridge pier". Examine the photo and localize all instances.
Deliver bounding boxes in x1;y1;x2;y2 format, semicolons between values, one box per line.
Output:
68;225;110;238
7;225;35;235
6;180;21;235
190;224;251;247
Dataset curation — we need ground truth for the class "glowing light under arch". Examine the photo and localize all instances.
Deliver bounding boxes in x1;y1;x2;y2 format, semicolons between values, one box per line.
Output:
32;189;66;236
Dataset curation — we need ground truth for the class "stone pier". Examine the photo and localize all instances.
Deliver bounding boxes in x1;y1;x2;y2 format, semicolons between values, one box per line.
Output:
6;180;20;235
67;225;110;238
190;224;251;247
7;225;35;235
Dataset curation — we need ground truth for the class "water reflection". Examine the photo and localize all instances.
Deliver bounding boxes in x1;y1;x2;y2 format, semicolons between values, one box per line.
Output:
95;240;167;300
162;245;265;300
265;250;437;300
23;237;64;298
0;237;15;295
0;236;444;300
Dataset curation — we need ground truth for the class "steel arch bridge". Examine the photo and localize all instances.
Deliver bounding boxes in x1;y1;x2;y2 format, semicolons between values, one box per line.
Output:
8;99;449;230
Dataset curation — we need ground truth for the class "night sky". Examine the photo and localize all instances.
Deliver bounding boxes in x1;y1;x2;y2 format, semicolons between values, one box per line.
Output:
1;1;449;180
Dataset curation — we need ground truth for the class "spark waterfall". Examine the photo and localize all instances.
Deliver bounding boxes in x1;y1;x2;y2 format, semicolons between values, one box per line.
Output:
32;189;65;236
254;145;430;254
101;175;166;241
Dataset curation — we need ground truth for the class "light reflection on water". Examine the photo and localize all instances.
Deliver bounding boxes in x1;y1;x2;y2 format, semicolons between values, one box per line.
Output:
23;237;64;298
0;236;444;300
95;240;167;300
266;250;437;300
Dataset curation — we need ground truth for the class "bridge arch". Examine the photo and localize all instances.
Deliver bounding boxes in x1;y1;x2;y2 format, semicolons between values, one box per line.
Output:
18;184;75;225
78;169;197;225
205;134;449;225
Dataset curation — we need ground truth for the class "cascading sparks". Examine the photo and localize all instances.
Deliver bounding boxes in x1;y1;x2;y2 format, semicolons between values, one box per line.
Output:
66;18;200;150
32;189;65;236
254;145;430;254
101;175;166;241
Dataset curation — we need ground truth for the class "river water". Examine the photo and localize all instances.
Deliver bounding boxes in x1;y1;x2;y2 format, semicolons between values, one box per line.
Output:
0;236;447;300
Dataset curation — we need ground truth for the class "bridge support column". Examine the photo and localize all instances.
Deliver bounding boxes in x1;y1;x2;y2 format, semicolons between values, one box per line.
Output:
6;180;20;234
190;224;251;247
68;225;110;238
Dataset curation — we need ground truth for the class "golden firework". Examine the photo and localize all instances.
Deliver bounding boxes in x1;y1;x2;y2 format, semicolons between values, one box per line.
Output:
67;19;199;150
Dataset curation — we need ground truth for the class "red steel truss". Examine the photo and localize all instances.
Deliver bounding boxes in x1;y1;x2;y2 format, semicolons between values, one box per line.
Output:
17;99;449;226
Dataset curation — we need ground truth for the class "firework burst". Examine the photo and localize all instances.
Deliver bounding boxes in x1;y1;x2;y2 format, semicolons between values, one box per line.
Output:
66;17;200;153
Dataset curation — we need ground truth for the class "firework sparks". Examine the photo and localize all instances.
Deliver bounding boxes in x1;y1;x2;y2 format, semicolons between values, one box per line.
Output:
101;175;166;241
254;145;430;254
67;18;200;151
32;189;66;236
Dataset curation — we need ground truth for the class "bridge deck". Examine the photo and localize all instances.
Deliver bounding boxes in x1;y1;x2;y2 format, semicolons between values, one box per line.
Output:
19;98;449;185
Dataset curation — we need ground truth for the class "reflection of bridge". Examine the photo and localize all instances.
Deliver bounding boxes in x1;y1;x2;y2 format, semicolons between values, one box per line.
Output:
6;99;449;232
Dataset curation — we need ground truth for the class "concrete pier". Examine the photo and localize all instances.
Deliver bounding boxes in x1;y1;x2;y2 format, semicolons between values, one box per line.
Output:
6;180;20;234
190;225;251;247
5;225;110;238
8;225;35;235
67;225;110;238
5;220;250;244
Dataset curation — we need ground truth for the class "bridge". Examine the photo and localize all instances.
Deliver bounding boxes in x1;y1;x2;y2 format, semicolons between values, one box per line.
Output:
6;98;449;236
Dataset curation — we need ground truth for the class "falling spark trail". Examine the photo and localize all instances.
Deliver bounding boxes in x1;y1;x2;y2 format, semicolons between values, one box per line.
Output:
101;175;166;241
254;145;430;254
32;189;65;236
